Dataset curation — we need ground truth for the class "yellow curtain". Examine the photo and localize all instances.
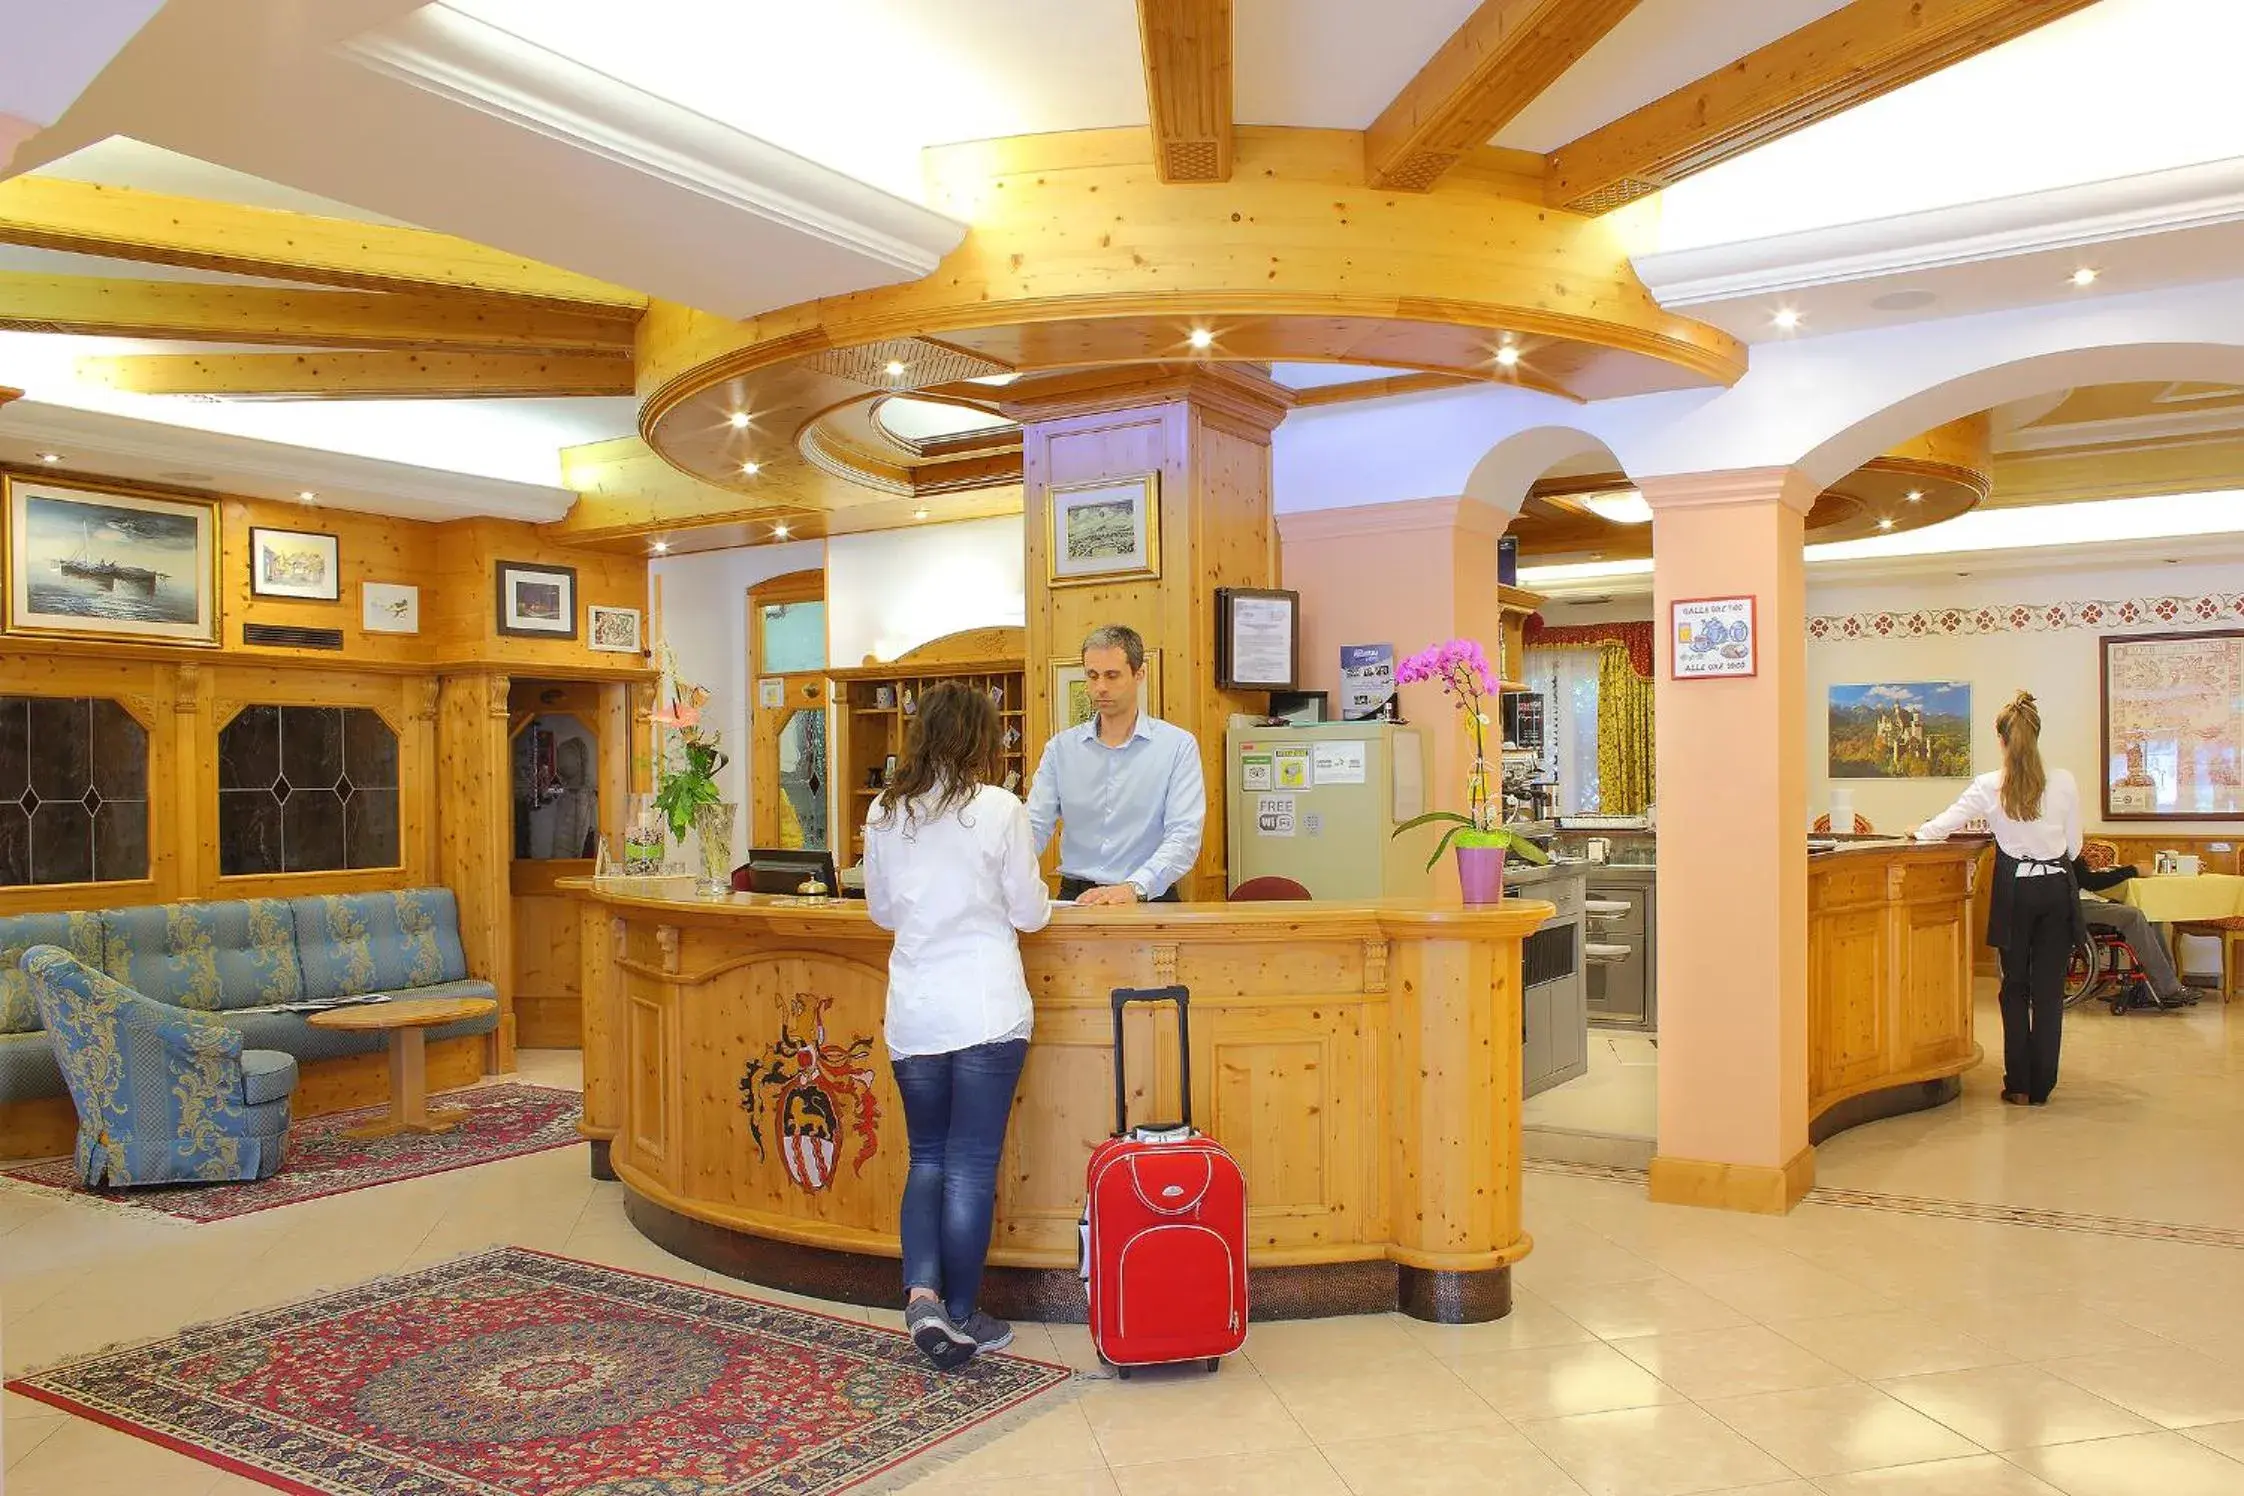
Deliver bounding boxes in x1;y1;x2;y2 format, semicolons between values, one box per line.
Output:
1596;643;1655;815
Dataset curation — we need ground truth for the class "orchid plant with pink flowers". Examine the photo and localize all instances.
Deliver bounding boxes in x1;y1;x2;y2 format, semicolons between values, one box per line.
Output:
1388;637;1550;871
649;644;729;841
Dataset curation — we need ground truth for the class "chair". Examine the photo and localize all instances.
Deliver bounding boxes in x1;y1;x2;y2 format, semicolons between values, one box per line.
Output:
2170;916;2244;1002
1811;813;1876;835
1230;876;1312;902
21;946;296;1188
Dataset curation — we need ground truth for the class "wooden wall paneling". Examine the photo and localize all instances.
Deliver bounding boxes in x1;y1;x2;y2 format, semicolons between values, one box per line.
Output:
222;497;435;668
439;671;515;1073
579;908;622;1148
0;654;171;914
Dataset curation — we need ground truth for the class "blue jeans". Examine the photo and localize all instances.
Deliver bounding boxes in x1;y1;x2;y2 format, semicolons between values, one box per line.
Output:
891;1037;1028;1324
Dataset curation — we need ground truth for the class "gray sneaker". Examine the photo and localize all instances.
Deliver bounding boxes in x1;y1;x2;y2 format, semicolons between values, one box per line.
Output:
957;1309;1013;1356
906;1298;975;1369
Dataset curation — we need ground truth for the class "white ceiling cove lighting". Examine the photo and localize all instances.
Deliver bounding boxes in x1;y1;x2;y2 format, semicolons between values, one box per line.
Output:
1582;490;1653;525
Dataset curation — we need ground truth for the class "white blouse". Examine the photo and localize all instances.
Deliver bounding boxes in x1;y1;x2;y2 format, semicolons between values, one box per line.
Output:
1916;768;2083;869
863;783;1053;1058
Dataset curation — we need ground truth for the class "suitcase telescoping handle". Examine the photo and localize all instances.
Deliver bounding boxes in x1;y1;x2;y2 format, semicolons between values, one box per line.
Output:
1110;985;1190;1137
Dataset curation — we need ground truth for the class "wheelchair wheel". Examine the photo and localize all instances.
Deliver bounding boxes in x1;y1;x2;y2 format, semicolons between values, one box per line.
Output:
2062;940;2099;1007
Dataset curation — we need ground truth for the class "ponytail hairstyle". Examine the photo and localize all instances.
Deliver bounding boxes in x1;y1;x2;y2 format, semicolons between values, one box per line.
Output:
873;680;1006;833
1995;691;2047;822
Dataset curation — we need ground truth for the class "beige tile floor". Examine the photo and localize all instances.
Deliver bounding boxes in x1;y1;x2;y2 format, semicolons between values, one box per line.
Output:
4;995;2243;1496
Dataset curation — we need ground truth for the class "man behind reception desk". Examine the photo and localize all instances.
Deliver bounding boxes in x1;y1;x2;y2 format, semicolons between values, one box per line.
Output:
1028;624;1207;905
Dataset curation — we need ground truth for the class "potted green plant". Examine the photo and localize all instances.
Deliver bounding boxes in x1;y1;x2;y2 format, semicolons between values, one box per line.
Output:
1389;637;1549;903
648;644;735;896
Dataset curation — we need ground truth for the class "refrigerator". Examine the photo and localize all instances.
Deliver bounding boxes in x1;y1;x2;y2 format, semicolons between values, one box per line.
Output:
1224;722;1433;900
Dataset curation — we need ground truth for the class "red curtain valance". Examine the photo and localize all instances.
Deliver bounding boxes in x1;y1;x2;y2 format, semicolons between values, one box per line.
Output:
1520;617;1653;681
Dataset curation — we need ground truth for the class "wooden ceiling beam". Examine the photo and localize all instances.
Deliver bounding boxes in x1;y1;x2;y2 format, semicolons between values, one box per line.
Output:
1365;0;1643;192
0;272;638;353
73;350;635;400
1136;0;1234;183
0;177;647;314
1544;0;2101;214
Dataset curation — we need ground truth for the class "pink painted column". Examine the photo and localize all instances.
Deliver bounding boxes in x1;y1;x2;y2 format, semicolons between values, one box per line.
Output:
1280;498;1512;899
1642;468;1817;1213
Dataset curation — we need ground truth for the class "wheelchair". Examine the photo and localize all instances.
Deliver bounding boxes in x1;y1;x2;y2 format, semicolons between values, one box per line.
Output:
2063;926;2188;1015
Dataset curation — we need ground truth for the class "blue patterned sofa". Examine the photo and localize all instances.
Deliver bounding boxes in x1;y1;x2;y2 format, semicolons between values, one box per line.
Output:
22;946;296;1186
1;890;498;1156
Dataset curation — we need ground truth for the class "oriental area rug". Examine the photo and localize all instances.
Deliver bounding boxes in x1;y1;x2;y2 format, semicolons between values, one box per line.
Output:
0;1082;584;1222
6;1247;1073;1496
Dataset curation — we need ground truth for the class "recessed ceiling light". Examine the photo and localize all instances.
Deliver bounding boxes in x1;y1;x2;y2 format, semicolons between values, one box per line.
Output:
884;360;906;377
36;452;63;464
727;411;750;429
741;461;761;476
773;522;791;539
1772;308;1802;331
1582;490;1652;525
1494;345;1521;368
297;490;317;503
1876;516;1896;531
1904;489;1924;503
2071;267;2099;287
913;507;929;521
651;539;669;554
1187;328;1213;350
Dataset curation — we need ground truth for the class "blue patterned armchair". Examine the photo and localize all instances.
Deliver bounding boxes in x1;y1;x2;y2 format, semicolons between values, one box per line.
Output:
20;946;297;1187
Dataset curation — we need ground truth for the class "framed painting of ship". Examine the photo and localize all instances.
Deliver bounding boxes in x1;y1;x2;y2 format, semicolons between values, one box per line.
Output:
248;526;339;601
4;477;219;646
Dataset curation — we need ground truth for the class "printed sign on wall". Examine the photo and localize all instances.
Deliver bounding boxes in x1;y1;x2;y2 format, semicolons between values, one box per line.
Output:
1670;596;1757;680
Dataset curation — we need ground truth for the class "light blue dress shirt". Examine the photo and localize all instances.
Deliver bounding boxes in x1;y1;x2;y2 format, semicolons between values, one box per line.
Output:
1026;712;1207;897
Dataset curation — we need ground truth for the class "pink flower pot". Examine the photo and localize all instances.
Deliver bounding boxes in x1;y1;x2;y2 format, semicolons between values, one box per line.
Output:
1456;845;1507;905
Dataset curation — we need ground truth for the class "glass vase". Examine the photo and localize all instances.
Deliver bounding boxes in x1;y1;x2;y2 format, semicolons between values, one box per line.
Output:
692;801;737;898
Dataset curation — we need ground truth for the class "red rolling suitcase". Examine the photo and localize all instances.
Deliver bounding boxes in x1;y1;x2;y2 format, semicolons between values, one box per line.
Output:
1084;985;1249;1376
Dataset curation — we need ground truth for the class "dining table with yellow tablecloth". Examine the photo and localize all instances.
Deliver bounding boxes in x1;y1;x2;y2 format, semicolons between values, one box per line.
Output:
2118;873;2244;923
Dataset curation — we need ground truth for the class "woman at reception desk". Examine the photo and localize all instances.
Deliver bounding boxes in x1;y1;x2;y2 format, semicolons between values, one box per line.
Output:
563;880;1554;1324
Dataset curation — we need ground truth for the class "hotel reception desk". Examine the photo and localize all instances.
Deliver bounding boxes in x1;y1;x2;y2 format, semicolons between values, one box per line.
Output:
561;882;1553;1324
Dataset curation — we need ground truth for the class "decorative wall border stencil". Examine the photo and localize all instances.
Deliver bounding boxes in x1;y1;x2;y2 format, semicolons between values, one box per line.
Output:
1808;592;2244;641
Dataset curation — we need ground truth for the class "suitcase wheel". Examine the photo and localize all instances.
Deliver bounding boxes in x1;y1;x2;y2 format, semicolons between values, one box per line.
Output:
1204;1357;1221;1373
1116;1365;1132;1380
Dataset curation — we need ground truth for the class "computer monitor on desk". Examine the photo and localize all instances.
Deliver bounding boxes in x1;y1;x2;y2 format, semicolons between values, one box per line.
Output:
737;848;843;897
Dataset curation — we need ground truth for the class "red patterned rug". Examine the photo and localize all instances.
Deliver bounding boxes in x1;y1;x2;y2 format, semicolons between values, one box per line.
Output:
7;1246;1072;1496
0;1082;584;1222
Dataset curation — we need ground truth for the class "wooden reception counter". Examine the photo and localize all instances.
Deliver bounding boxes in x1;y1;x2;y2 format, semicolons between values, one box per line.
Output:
1807;839;1984;1140
562;881;1552;1323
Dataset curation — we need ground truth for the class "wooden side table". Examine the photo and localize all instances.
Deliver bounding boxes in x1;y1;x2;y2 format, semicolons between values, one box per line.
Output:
308;996;499;1140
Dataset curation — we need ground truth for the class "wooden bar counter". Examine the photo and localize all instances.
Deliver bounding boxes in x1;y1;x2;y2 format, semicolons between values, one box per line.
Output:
562;881;1553;1323
1807;839;1985;1141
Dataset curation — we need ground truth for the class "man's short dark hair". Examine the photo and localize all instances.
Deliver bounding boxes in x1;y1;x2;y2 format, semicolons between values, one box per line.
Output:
1081;624;1146;672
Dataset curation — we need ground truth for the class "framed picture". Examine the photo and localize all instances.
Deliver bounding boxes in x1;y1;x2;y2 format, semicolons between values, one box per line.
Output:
361;581;420;634
495;560;577;639
1052;651;1164;731
2101;630;2244;820
1669;595;1756;680
1217;587;1300;690
1047;474;1160;586
248;526;339;601
587;604;642;654
1828;682;1973;779
3;476;218;646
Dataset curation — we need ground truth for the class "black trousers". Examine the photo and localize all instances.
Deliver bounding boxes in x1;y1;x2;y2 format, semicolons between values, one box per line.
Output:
1059;876;1180;903
1997;872;2073;1101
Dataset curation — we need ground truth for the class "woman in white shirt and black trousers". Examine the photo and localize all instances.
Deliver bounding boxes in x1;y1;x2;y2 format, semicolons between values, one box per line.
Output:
1916;692;2084;1106
864;681;1053;1368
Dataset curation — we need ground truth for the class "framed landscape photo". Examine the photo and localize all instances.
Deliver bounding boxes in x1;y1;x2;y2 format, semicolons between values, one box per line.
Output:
3;476;219;646
1828;681;1973;779
587;604;642;654
2101;630;2244;820
1051;650;1163;730
1048;474;1159;586
495;561;577;639
248;526;339;601
361;582;420;634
